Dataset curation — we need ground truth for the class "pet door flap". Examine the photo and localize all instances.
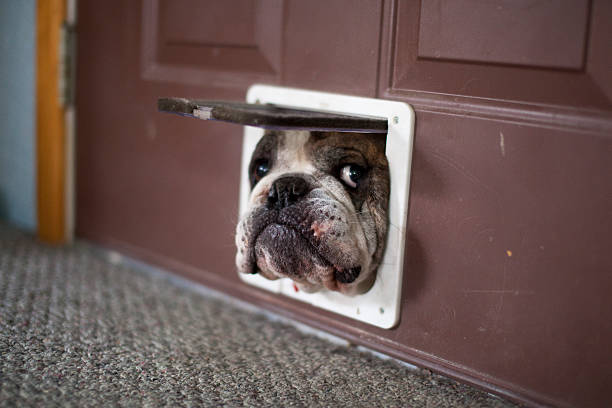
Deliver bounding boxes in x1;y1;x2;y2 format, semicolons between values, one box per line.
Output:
157;97;388;133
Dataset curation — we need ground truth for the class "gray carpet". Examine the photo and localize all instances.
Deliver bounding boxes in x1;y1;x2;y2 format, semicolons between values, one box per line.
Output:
0;224;517;407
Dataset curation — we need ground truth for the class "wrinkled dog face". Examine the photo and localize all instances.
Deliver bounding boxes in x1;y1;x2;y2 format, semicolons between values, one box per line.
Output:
236;130;389;296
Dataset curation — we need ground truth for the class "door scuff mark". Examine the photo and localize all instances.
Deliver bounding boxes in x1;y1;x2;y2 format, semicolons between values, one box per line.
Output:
499;132;506;157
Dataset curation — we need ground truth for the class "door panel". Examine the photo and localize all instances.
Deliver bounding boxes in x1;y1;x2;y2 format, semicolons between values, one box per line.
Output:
76;1;612;407
282;0;382;97
142;0;283;87
418;0;589;69
393;1;611;110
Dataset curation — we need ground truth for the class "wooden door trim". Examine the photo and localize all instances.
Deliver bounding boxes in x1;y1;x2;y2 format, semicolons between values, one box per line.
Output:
36;0;66;243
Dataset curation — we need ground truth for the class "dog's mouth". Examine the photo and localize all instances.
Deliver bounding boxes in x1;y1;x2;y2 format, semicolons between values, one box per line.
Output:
246;211;361;290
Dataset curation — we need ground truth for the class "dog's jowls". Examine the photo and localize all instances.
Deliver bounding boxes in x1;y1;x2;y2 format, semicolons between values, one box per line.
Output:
236;130;389;296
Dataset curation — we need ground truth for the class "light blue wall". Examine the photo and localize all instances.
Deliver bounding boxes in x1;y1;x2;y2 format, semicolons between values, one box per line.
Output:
0;0;37;231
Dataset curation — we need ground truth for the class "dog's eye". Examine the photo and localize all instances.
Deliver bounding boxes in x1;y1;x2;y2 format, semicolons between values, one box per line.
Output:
340;164;364;188
253;159;270;182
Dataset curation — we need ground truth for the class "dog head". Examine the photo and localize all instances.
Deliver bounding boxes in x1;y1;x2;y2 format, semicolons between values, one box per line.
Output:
235;130;389;296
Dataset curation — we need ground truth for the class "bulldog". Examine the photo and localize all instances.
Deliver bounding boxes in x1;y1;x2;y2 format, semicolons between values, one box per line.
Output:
235;130;390;296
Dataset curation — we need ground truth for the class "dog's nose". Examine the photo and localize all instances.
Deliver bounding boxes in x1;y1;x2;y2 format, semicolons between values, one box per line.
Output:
267;176;309;209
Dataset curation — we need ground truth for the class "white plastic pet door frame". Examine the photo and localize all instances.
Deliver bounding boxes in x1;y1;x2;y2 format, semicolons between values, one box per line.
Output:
238;85;414;329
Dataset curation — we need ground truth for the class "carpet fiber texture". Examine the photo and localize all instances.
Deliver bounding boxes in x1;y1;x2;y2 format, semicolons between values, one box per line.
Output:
0;224;517;407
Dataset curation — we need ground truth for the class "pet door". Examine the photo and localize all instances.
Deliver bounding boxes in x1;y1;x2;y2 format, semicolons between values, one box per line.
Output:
158;85;414;329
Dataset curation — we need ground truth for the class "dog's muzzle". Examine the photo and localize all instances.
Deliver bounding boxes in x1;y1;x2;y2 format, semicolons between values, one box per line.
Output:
242;174;362;287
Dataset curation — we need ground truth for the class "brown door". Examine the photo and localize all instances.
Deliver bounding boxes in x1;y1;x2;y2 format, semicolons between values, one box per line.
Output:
76;2;612;407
